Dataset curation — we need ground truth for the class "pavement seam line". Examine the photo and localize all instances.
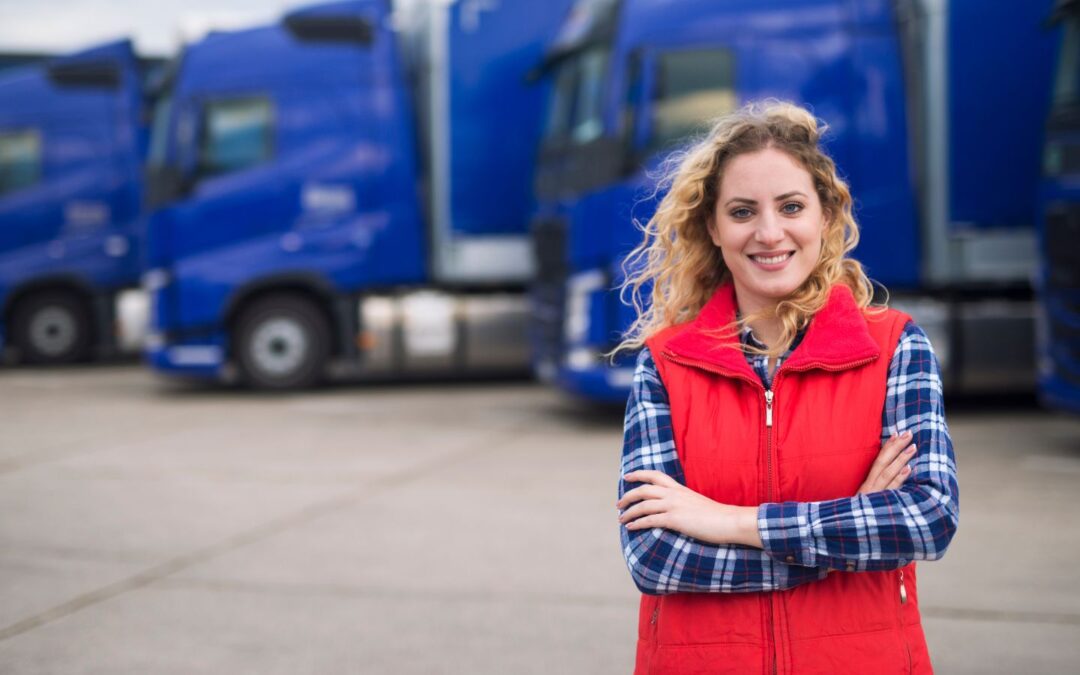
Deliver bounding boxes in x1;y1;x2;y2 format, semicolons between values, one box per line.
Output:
0;421;530;643
154;577;637;608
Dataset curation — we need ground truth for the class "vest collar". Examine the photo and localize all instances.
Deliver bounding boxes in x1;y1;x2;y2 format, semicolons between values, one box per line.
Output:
662;282;881;378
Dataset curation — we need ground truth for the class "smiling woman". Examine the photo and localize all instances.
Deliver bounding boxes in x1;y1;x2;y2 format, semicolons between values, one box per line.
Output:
707;148;825;360
612;101;959;675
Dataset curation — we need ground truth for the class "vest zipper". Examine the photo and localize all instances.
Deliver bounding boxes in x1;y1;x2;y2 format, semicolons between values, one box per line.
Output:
764;385;777;675
659;350;877;675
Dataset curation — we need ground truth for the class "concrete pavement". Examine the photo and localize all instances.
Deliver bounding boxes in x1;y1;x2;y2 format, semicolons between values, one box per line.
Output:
0;365;1077;673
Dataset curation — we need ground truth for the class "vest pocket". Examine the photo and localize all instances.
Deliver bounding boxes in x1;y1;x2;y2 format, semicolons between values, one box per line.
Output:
896;568;913;674
638;595;661;641
651;597;662;640
652;593;764;646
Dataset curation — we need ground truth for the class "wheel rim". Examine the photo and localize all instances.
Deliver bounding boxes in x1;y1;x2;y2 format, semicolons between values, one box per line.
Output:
29;306;78;357
249;317;308;377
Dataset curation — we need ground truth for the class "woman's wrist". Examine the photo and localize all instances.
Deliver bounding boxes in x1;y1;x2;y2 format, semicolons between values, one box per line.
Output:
734;505;764;549
705;503;764;548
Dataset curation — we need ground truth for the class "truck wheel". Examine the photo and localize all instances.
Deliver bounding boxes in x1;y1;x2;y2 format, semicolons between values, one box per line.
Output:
11;291;93;364
234;294;331;390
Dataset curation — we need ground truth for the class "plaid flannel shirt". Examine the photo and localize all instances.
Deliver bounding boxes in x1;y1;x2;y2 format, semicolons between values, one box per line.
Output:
618;321;959;594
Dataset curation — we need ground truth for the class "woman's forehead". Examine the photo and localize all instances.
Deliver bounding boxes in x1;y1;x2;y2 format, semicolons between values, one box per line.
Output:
718;148;815;197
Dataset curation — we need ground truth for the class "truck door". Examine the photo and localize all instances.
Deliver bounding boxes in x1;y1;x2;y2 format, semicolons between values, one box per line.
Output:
165;93;291;327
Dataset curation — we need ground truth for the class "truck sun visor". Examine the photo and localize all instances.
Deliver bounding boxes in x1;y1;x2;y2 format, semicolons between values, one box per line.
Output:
46;61;121;90
283;15;374;46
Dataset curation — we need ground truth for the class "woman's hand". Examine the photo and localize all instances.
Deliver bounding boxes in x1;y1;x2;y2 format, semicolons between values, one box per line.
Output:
617;470;762;547
857;430;917;494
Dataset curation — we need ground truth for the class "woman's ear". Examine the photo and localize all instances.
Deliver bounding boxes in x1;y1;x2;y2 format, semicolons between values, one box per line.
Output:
819;207;832;236
706;213;723;248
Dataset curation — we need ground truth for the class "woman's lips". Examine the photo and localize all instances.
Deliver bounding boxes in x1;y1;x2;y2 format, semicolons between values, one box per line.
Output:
748;251;795;270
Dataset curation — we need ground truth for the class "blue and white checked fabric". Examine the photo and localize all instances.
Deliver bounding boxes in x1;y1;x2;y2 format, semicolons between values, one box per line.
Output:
618;321;959;594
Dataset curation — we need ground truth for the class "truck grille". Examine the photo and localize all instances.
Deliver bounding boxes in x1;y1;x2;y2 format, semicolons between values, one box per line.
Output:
1045;208;1080;289
530;218;568;366
1044;207;1080;386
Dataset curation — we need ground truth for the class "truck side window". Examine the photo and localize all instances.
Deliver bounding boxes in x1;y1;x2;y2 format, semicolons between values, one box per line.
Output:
0;130;42;196
197;97;273;177
650;48;736;152
1053;17;1080;106
544;61;579;145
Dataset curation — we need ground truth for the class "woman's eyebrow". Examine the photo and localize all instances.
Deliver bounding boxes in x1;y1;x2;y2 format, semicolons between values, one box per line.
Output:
724;191;808;207
724;197;757;207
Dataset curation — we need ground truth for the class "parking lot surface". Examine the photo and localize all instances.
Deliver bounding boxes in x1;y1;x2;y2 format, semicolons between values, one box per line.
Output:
1;365;1078;674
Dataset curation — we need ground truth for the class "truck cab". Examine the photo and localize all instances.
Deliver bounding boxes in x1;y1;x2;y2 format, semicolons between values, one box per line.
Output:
144;0;426;386
144;0;573;388
531;0;1055;402
0;40;154;364
531;0;919;402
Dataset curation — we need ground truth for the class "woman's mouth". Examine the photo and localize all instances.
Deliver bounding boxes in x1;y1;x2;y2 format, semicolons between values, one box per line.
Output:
748;251;795;269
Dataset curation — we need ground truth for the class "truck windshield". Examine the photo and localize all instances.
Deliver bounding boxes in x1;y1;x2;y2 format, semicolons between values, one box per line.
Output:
1053;16;1080;108
648;48;736;153
0;131;41;195
542;46;610;147
148;92;173;169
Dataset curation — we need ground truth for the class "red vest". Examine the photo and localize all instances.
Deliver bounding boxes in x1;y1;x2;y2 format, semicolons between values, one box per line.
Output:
637;283;932;675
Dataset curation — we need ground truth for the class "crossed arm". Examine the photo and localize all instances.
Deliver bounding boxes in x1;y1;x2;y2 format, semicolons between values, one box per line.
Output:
617;324;959;595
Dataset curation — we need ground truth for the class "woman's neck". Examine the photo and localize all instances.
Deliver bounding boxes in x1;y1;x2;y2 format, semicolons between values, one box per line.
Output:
745;317;783;350
735;292;783;350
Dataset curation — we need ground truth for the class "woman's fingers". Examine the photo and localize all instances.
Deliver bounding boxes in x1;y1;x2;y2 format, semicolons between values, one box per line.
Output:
623;469;680;488
881;443;918;485
873;432;911;472
886;465;912;490
625;513;666;530
616;484;665;510
618;497;667;525
863;431;912;489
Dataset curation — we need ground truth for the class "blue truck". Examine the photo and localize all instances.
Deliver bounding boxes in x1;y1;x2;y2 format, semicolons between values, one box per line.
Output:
1038;0;1080;414
530;0;1058;402
0;40;155;364
143;0;574;388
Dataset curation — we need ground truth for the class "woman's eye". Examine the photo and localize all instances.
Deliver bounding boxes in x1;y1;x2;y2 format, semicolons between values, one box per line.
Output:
781;202;804;214
731;207;753;219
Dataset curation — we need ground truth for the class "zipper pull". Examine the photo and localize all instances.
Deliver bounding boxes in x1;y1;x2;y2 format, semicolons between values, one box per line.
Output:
899;570;908;604
764;390;774;427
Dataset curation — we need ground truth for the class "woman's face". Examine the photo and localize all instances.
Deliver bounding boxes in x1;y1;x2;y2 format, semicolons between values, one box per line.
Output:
708;147;826;316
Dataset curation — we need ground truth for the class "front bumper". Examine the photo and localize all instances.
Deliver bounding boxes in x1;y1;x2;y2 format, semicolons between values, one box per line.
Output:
144;332;226;380
537;352;634;405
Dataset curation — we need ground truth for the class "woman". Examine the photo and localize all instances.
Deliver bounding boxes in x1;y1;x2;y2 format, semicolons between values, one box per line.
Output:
614;101;959;674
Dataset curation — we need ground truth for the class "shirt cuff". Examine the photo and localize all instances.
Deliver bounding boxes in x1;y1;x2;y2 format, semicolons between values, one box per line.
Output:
757;501;818;568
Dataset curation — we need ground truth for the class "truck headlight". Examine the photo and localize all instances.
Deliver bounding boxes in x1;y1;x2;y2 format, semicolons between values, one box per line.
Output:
564;269;607;345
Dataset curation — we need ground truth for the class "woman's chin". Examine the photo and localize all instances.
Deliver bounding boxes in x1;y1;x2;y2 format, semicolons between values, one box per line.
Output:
749;279;806;303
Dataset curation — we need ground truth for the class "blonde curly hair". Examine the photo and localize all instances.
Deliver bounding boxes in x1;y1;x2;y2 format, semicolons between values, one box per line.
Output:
615;100;882;358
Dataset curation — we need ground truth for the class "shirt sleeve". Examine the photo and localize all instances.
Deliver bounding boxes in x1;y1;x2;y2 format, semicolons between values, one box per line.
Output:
619;346;829;594
756;321;960;571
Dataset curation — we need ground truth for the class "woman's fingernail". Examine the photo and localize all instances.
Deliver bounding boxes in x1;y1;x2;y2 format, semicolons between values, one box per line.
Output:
902;430;913;438
905;445;916;453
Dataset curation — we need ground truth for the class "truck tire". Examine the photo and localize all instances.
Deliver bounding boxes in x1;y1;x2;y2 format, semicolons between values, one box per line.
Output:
234;294;331;390
10;291;93;364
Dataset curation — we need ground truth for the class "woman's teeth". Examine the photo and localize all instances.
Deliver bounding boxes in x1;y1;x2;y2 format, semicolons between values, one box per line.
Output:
751;252;793;264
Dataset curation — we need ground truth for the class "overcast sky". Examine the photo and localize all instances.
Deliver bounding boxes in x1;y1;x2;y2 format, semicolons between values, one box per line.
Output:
0;0;319;57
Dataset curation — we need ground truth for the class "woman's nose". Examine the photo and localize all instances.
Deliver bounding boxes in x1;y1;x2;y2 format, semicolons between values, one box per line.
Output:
754;214;785;246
